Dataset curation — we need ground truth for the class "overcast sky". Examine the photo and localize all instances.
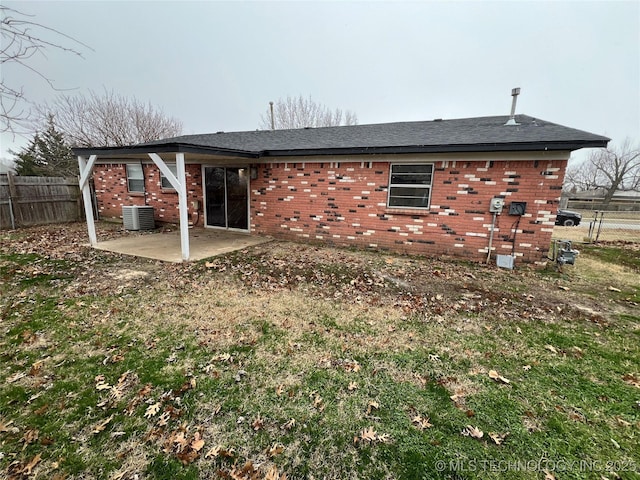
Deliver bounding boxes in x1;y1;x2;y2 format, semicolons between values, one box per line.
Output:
2;0;638;166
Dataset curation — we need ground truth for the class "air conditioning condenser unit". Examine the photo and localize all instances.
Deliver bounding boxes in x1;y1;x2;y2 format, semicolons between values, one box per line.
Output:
122;205;155;231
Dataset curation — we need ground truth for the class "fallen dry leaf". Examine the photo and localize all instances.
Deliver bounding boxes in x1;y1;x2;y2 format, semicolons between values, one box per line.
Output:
204;445;222;459
622;373;640;388
157;411;170;427
190;432;205;452
616;417;632;427
95;381;112;391
282;418;296;430
462;425;484;439
264;465;288;480
92;415;114;434
251;415;264;431
144;402;161;418
348;381;358;391
21;453;42;475
268;443;285;457
608;286;621;293
172;431;189;452
176;449;199;465
545;345;558;354
21;429;39;448
543;469;556;480
488;370;511;384
359;426;378;443
29;360;44;376
411;415;433;430
488;431;509;445
523;365;532;371
0;419;18;434
366;400;380;415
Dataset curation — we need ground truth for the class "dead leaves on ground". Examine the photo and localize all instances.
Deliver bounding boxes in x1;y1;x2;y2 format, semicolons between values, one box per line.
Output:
365;400;380;416
354;426;392;445
89;370;206;466
622;373;640;388
158;428;206;465
488;431;509;445
92;415;114;435
488;369;511;384
144;402;161;419
216;461;288;480
6;453;41;478
461;425;484;439
411;414;433;431
461;425;510;446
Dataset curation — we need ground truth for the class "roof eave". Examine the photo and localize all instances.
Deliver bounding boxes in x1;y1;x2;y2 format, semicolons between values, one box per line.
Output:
73;139;609;159
260;140;610;157
72;143;259;158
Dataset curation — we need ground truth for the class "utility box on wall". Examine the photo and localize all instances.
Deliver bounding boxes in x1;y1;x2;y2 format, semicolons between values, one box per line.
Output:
489;197;505;213
122;205;155;231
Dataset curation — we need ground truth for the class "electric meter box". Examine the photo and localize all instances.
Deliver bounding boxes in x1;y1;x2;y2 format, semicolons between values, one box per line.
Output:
489;197;505;213
509;201;527;216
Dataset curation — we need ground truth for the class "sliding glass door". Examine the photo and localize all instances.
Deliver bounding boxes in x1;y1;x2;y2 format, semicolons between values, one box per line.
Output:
204;167;249;230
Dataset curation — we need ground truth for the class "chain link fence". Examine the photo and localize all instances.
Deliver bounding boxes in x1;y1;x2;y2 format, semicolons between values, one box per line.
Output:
553;210;640;243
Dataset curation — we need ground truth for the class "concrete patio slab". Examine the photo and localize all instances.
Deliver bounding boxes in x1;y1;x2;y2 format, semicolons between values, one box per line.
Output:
94;229;272;263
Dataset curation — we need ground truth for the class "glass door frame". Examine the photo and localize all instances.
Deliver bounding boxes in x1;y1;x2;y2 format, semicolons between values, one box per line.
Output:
202;165;251;232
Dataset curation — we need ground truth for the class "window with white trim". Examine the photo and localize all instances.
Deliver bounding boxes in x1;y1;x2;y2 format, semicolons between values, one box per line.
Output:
160;164;178;189
126;164;144;193
387;164;433;209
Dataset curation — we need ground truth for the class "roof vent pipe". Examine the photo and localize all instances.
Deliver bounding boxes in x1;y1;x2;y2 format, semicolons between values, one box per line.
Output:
269;101;275;130
504;87;521;126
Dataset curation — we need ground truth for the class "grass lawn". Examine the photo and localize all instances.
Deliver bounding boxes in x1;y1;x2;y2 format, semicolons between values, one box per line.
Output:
1;223;639;480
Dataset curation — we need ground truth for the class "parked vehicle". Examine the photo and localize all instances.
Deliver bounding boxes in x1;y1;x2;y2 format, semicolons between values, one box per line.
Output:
555;209;582;226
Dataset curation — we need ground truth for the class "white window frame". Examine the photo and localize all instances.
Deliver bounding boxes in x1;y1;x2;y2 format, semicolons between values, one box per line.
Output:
126;163;145;193
160;164;178;190
387;163;434;209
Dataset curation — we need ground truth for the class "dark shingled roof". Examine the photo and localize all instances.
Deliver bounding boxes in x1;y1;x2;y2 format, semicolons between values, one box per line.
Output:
73;114;610;157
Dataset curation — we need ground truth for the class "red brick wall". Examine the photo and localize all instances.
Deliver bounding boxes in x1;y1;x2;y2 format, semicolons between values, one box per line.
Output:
250;159;567;264
93;157;567;264
93;163;204;226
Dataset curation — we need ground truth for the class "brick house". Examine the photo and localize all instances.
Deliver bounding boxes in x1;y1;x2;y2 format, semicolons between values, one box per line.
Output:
74;114;608;263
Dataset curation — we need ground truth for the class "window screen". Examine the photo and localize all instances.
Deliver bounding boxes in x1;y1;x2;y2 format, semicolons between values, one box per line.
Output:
160;164;178;189
387;164;433;208
126;164;144;193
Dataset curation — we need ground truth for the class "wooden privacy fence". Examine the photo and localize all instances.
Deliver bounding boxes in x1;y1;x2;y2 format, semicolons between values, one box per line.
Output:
0;173;83;229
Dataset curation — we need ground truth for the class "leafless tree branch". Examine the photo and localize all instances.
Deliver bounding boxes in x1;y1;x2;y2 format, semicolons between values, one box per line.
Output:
260;95;358;130
34;89;183;147
1;6;90;134
565;138;640;208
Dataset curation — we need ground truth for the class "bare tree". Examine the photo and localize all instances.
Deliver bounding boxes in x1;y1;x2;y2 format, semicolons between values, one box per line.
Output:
1;6;89;134
260;95;358;130
35;89;183;147
565;139;640;208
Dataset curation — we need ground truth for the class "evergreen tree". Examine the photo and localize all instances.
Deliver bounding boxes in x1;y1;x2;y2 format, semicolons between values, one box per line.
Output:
12;115;77;176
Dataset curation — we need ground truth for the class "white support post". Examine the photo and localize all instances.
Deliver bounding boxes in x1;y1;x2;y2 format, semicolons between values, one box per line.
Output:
148;152;190;261
78;155;98;246
175;153;190;261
